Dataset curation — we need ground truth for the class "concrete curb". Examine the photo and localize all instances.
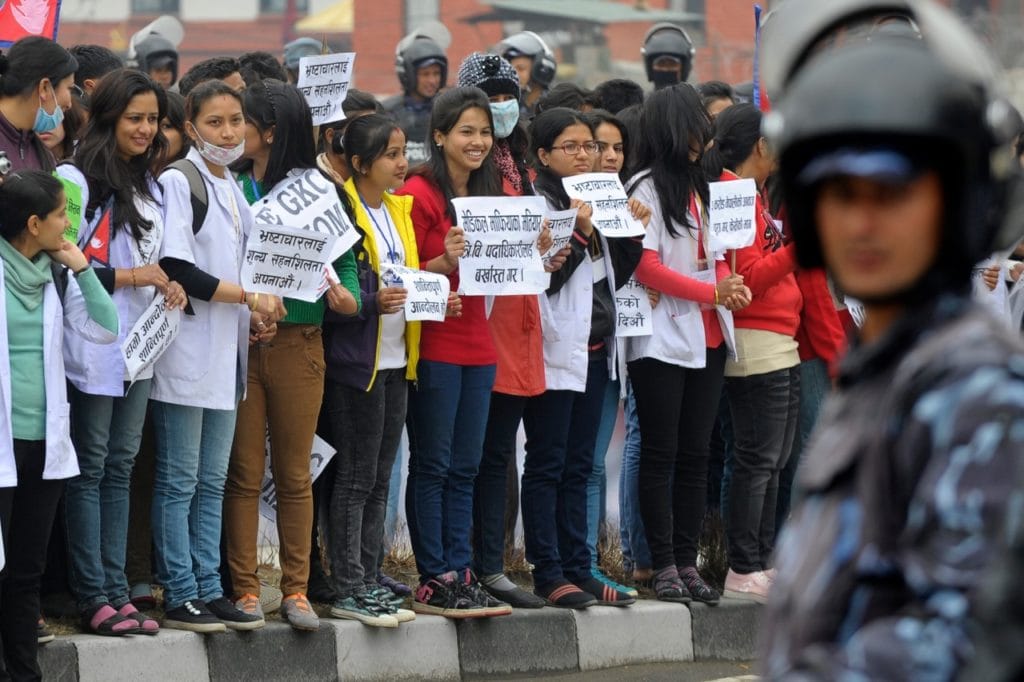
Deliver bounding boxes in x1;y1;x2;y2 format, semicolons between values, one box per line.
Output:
39;599;760;680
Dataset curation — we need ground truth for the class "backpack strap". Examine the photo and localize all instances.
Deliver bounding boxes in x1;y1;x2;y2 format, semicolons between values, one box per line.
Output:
161;159;209;235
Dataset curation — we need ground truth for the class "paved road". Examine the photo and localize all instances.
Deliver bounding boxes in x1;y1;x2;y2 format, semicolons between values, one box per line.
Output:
471;661;757;681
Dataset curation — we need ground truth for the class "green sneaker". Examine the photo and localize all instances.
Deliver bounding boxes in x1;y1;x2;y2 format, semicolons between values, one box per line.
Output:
593;568;639;598
329;592;398;628
368;586;416;623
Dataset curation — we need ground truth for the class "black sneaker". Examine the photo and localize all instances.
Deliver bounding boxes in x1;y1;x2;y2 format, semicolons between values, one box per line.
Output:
458;569;512;617
163;600;228;634
206;596;266;630
412;572;490;619
37;618;55;645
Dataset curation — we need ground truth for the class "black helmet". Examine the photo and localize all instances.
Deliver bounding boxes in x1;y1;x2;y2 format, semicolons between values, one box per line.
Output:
395;36;448;95
134;34;178;86
764;3;1022;285
641;23;695;84
498;31;557;89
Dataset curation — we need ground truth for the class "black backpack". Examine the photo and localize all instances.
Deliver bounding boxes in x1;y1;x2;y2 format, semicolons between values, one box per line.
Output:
160;159;209;235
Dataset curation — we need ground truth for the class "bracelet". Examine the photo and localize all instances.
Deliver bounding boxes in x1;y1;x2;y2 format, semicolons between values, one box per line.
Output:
714;286;720;306
240;289;247;305
249;292;260;312
130;268;137;289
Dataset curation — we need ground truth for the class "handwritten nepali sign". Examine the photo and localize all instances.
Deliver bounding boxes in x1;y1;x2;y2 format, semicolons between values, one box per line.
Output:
241;224;337;302
253;169;359;263
260;434;335;522
615;277;653;337
707;178;757;254
122;295;181;385
380;263;449;322
55;175;83;242
453;196;548;296
296;52;355;126
542;207;578;265
562;173;644;238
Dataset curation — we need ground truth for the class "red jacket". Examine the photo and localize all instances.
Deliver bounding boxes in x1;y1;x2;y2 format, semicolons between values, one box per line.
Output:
722;170;802;337
395;175;497;366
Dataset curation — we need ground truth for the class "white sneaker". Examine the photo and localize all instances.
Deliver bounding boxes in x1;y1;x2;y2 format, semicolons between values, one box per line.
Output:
723;569;770;604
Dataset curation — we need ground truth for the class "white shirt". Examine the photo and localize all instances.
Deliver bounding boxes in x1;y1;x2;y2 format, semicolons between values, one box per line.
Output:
58;165;165;396
366;202;406;370
150;148;252;410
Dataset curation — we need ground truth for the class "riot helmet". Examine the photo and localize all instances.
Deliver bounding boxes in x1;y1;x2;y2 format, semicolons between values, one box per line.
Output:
395;36;448;97
642;23;695;88
498;31;557;90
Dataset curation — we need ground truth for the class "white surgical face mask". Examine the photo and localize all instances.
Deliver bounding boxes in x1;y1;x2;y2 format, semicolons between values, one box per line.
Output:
188;123;245;167
489;99;520;139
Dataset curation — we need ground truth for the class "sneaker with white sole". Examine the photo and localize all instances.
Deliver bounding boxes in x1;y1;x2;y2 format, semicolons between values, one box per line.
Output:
413;573;491;619
330;592;399;628
723;569;771;604
207;596;266;630
281;594;320;631
592;568;639;599
163;599;228;634
259;581;282;615
367;587;416;623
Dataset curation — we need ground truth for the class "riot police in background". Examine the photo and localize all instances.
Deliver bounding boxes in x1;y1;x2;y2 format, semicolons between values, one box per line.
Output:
641;23;695;89
382;35;448;167
758;0;1024;678
498;31;557;115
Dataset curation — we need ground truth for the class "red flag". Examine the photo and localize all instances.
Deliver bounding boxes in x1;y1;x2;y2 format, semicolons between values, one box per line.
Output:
0;0;61;47
82;207;111;268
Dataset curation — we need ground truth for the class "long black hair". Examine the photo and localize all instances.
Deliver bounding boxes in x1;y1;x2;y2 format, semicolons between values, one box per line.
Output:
616;104;643;180
627;83;711;237
410;86;500;221
702;103;761;180
0;170;64;242
238;79;316;190
586;108;630;182
73;69;168;241
528;106;593;210
343;113;402;178
0;36;77;98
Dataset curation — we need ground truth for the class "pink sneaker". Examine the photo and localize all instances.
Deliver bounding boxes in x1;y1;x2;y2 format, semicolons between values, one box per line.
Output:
723;569;770;604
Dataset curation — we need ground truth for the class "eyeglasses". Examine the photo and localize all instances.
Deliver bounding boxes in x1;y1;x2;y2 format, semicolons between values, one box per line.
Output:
596;141;624;155
551;141;599;156
70;84;85;99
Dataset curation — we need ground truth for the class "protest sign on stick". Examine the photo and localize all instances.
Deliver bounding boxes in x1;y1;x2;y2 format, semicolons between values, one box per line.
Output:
122;295;181;386
296;53;356;126
615;277;653;337
241;224;337;302
380;263;450;321
453;196;549;296
707;178;758;258
562;173;645;238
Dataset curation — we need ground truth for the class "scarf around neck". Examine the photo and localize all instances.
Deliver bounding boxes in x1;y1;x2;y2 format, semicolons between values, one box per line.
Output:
0;237;52;311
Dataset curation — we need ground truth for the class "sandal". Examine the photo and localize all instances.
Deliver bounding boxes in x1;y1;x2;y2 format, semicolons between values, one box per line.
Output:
679;567;720;606
83;604;141;636
653;567;691;604
118;602;159;634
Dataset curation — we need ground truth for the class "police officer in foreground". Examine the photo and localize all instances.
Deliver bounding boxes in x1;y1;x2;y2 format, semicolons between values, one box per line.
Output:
641;22;695;89
382;35;448;167
758;0;1024;678
498;31;556;115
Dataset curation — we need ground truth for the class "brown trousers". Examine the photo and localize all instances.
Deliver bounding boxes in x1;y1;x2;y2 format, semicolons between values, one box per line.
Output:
224;324;324;597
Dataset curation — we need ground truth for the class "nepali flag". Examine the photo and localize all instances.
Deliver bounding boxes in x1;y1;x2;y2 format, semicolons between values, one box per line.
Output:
82;207;111;268
0;0;61;47
752;4;771;113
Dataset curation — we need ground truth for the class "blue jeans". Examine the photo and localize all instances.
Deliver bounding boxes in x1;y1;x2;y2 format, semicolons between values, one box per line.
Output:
383;431;406;546
66;380;152;612
406;360;495;581
776;358;830;535
617;381;651;572
150;400;238;609
724;366;800;573
587;379;619;570
522;355;608;589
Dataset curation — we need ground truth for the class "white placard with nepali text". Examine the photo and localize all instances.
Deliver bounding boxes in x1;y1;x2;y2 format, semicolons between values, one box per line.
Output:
615;277;653;337
259;434;336;522
454;196;549;296
542;207;578;264
380;263;450;322
562;173;645;238
296;53;356;126
241;224;337;302
122;295;181;386
252;169;359;262
707;178;757;254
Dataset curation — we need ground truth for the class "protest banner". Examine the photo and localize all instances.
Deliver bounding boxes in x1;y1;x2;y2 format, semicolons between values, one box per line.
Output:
260;434;335;522
0;0;60;46
296;52;356;126
562;173;645;238
55;175;82;242
122;295;181;386
542;207;578;264
615;277;653;337
380;263;449;322
707;178;758;255
453;196;549;296
252;168;359;261
241;224;337;302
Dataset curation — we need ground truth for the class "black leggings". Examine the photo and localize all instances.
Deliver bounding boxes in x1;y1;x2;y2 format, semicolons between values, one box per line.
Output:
629;348;726;571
